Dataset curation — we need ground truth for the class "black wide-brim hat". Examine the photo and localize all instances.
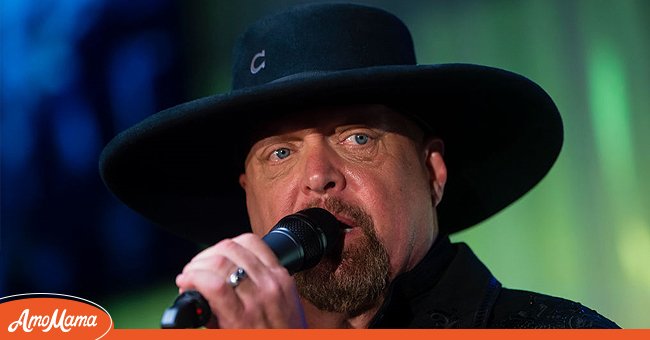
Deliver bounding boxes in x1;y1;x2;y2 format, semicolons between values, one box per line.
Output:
100;3;563;245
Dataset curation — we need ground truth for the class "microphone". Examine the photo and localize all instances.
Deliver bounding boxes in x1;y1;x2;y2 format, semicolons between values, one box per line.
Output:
160;207;342;328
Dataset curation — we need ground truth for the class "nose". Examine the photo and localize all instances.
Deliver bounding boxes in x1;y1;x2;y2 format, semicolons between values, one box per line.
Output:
300;141;346;196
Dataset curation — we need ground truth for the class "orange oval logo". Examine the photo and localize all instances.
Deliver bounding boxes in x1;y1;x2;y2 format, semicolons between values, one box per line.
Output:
0;293;113;339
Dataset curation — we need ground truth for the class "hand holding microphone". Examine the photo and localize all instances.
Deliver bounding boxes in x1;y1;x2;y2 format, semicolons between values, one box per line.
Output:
161;208;342;328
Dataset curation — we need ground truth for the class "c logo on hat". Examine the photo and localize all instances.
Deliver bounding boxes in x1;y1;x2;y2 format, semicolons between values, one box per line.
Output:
250;50;266;74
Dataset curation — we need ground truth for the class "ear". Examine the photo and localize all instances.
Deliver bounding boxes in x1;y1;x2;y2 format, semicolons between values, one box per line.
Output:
423;138;447;206
239;173;248;190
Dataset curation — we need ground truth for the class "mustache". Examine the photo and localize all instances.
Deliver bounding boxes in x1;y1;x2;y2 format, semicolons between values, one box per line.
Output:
305;197;374;233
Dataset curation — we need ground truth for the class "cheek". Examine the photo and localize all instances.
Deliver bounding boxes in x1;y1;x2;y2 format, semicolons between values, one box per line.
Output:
354;154;433;271
243;183;265;234
244;172;299;235
358;152;430;217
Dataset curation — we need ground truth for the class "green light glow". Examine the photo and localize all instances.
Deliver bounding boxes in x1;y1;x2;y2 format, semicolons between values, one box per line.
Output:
587;43;637;197
617;218;650;287
586;35;650;326
587;43;636;191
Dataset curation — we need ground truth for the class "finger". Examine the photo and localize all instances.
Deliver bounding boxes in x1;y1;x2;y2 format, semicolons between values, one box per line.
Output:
182;242;262;292
181;254;233;278
256;266;306;328
190;234;282;273
231;233;283;268
175;268;245;319
230;235;299;325
188;234;278;268
178;235;303;328
179;240;267;299
209;238;273;287
221;251;298;328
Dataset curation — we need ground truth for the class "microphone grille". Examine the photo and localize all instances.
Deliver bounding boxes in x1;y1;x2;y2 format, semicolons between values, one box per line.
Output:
280;208;341;270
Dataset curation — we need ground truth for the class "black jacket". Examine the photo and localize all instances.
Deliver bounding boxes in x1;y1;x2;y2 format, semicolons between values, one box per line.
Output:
370;237;619;328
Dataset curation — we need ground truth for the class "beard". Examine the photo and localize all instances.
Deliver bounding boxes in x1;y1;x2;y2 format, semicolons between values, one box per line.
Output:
294;197;390;317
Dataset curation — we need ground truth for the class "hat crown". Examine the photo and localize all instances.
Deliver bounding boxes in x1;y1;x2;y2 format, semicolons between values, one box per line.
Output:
231;3;416;90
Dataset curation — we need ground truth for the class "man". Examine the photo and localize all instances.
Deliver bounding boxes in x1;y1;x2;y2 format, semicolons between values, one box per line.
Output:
100;3;618;328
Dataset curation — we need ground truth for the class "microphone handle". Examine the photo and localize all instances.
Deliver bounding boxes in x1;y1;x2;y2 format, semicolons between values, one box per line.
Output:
160;290;211;329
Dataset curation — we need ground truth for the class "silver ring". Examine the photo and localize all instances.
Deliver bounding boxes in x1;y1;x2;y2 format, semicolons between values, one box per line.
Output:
227;267;247;287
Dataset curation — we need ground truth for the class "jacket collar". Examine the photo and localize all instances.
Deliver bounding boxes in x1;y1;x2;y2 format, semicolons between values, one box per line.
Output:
371;237;502;328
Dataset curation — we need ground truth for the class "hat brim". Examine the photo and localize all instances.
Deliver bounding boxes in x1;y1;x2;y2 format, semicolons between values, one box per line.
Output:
99;63;562;245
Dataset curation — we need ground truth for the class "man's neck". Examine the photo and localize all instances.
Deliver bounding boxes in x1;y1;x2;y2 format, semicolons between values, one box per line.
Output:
301;299;384;328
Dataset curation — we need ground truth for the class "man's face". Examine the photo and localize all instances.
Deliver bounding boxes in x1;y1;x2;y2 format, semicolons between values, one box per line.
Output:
239;104;446;314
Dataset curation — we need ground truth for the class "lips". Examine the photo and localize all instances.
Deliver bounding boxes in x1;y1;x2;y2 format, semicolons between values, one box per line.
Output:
329;212;357;233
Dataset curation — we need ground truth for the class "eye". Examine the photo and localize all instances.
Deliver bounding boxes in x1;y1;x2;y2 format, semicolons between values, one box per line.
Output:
272;147;291;160
347;133;370;145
